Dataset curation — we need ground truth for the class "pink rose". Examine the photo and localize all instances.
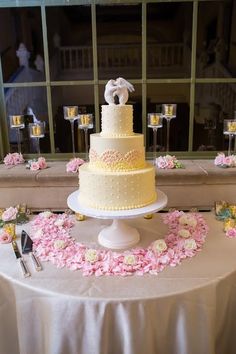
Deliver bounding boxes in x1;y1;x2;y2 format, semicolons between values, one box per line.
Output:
30;161;40;171
214;153;225;166
0;232;12;244
1;206;18;222
37;157;47;169
224;156;233;167
66;158;85;173
226;228;236;238
3;153;24;166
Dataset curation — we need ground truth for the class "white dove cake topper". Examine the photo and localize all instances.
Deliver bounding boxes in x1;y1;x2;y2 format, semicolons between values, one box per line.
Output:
104;77;135;105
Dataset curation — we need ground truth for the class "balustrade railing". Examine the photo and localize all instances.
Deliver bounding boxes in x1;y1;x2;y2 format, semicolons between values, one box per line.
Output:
58;42;185;71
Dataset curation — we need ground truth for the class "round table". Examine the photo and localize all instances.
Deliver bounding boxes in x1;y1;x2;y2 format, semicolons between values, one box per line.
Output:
0;212;236;354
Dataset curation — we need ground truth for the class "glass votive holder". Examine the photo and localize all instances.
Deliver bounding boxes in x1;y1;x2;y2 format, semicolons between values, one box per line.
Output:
162;104;177;118
148;113;163;128
9;115;25;129
3;223;16;240
63;106;79;121
223;120;236;135
78;114;93;129
29;122;45;138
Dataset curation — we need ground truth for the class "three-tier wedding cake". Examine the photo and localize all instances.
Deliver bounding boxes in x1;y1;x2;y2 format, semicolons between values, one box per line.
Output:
78;78;157;210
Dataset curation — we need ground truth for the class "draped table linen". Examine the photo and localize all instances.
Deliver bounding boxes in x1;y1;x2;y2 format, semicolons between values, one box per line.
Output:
0;213;236;354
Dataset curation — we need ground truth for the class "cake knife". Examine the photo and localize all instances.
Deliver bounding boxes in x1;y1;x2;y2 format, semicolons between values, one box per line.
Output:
21;230;42;271
12;241;31;278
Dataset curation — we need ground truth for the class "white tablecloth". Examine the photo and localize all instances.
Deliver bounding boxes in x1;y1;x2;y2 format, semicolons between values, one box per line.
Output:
1;213;236;354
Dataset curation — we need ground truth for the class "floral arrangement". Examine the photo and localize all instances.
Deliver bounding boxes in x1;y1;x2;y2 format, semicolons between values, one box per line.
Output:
26;157;47;171
156;155;184;169
29;210;208;276
0;205;29;231
66;158;84;173
214;153;236;168
0;231;13;244
215;200;236;238
3;152;24;167
0;206;18;243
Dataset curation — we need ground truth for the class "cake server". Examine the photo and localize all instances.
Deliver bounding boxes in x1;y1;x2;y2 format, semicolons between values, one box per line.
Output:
21;230;42;271
12;241;31;278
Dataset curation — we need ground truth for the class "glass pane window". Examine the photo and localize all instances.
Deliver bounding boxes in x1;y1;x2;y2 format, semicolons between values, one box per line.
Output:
0;7;45;83
5;86;49;153
147;2;193;79
147;84;190;152
97;4;142;80
196;0;235;78
194;83;236;151
51;85;94;153
46;6;93;81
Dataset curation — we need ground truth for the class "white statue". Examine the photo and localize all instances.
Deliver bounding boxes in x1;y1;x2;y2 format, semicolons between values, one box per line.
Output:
26;107;40;123
34;54;44;72
104;77;135;105
16;43;30;68
104;79;117;105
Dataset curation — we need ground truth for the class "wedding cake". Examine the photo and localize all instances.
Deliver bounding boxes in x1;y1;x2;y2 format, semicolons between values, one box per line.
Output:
78;78;157;210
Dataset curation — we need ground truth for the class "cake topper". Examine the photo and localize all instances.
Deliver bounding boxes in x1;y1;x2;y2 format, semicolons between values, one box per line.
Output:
104;77;135;105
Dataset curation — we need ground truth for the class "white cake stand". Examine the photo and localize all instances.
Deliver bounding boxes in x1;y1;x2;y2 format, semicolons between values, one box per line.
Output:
67;189;167;249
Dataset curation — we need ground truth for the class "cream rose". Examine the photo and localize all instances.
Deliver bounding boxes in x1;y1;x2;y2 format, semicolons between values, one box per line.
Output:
184;239;197;250
54;219;64;227
41;211;53;218
153;239;167;253
123;254;136;265
178;229;191;238
85;249;98;263
179;215;197;228
54;240;67;249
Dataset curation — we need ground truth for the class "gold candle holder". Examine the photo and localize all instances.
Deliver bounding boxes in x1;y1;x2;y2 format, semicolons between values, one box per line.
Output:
227;121;236;133
3;223;16;240
150;114;162;126
75;212;86;221
64;106;78;120
11;115;24;127
80;115;90;126
32;125;42;136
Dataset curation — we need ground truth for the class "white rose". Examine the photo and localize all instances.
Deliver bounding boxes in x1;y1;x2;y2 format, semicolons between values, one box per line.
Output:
85;249;98;263
123;254;136;265
41;211;53;218
54;240;67;249
184;239;197;250
178;229;191;238
54;219;64;227
153;239;167;253
179;215;197;228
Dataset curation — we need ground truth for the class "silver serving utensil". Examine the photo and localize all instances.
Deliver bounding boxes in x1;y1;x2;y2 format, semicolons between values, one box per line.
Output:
12;241;31;278
21;230;42;271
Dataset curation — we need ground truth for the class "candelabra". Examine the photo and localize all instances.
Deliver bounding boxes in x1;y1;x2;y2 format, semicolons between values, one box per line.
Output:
223;119;236;156
9;115;25;153
147;113;163;164
78;114;94;161
28;122;45;155
162;104;177;152
63;106;79;157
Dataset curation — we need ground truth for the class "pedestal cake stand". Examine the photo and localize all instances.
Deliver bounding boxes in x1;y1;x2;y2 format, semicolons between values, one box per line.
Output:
67;189;167;249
